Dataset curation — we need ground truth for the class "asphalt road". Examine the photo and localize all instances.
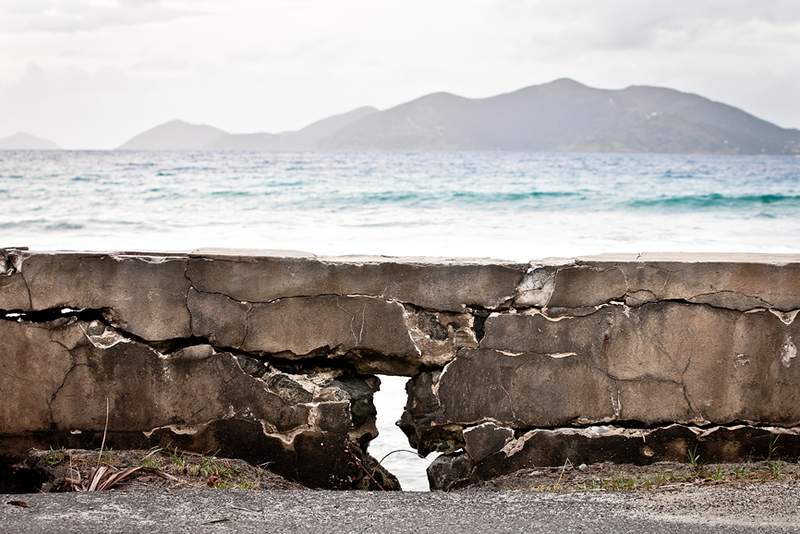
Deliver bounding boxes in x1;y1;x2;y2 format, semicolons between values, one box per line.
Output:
2;483;799;533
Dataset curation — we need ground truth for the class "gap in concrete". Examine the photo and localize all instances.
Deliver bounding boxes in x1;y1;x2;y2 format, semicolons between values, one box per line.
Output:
370;375;434;491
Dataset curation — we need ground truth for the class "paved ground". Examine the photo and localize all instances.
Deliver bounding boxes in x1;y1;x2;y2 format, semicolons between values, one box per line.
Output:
3;483;799;533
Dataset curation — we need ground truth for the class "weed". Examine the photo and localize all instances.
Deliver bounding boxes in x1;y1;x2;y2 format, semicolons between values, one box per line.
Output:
768;435;781;460
687;446;701;470
199;457;217;478
205;470;255;490
170;452;187;472
99;450;115;466
44;447;67;467
140;456;162;470
710;466;725;481
769;462;783;478
605;475;637;491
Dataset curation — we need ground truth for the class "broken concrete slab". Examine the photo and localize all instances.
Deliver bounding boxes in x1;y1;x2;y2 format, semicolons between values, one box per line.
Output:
480;303;800;426
186;252;527;312
515;254;800;311
3;250;191;341
188;291;476;375
242;295;420;373
403;302;800;454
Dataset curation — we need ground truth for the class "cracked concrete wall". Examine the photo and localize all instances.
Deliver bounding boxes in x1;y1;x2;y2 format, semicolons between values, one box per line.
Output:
3;248;800;490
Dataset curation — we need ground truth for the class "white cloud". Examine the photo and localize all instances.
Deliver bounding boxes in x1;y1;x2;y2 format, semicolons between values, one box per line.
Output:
0;0;209;32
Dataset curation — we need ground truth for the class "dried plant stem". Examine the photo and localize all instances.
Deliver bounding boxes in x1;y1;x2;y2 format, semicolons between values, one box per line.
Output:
97;396;109;470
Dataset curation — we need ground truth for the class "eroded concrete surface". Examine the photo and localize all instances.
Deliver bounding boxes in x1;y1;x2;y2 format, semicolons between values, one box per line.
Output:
3;248;800;490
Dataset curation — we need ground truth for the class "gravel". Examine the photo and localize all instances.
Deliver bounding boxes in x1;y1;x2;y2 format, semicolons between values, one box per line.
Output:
3;482;800;533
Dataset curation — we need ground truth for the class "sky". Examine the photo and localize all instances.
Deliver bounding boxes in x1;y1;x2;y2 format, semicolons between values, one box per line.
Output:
1;0;799;148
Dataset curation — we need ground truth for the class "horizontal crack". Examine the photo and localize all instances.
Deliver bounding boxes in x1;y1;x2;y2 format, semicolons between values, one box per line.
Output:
1;307;105;323
509;297;800;318
448;417;800;437
0;306;430;378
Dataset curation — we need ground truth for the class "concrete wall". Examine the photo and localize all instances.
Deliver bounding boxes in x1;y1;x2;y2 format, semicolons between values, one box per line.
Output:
2;248;799;489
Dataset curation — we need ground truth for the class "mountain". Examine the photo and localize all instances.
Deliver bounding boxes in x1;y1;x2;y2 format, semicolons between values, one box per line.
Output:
0;132;60;150
120;107;378;151
320;79;800;154
119;120;229;150
214;106;377;150
119;80;800;154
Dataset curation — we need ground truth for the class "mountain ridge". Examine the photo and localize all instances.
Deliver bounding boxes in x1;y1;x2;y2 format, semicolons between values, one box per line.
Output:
0;132;60;150
118;80;800;154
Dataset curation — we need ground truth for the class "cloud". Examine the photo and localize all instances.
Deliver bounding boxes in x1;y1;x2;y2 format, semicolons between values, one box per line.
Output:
0;0;209;33
1;0;799;147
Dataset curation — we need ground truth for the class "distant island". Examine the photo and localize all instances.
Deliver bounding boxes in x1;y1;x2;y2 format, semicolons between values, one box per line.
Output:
13;79;800;154
119;79;800;154
0;132;60;150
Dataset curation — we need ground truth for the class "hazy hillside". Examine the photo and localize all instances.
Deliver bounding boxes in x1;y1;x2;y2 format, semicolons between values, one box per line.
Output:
119;120;229;150
212;106;377;150
119;80;800;154
0;132;60;150
319;79;800;154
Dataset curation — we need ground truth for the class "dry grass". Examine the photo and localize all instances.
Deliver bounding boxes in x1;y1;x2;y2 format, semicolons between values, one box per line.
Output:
476;460;800;492
29;447;301;492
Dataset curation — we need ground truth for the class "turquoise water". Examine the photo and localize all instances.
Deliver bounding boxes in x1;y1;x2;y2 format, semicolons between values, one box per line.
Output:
1;150;799;259
2;150;799;490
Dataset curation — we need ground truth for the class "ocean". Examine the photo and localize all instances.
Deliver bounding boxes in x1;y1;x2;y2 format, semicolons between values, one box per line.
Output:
2;149;800;490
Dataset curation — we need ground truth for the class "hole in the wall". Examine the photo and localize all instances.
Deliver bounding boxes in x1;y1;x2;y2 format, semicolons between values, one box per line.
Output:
370;375;435;491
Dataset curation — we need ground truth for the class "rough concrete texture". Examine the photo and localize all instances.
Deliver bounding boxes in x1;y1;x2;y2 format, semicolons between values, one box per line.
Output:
403;301;800;454
3;248;800;490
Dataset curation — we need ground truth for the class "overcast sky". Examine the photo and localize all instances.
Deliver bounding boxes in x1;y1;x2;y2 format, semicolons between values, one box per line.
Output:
1;0;799;148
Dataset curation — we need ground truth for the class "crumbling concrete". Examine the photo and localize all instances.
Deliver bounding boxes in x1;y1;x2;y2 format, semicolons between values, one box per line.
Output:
0;317;396;489
3;248;800;490
428;424;800;490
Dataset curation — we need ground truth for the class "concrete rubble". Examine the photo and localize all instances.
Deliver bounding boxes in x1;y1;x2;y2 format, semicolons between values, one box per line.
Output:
2;248;800;490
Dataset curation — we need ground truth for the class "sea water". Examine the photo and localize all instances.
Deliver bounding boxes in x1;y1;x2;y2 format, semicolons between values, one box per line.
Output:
2;150;799;490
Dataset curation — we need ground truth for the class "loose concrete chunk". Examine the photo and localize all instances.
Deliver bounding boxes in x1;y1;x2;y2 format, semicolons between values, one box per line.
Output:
463;422;515;463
